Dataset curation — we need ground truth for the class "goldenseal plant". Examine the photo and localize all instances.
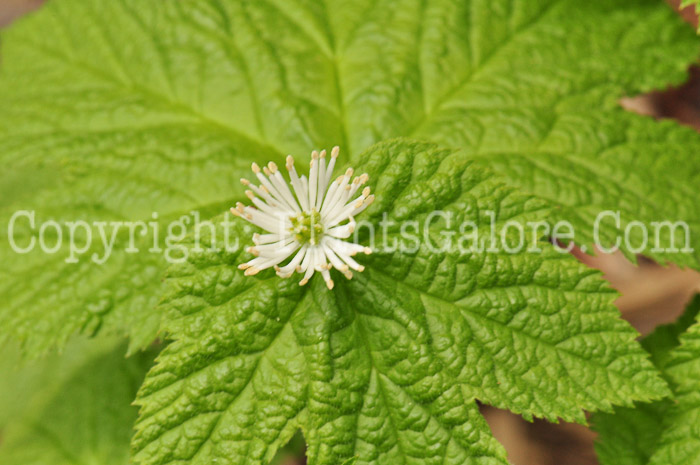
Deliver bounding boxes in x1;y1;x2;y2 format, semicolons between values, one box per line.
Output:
231;147;373;289
5;2;700;465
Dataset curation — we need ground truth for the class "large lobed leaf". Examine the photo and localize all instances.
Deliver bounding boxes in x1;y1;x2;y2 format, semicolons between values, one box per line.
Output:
647;299;700;465
594;296;700;465
132;140;668;465
1;0;700;354
0;336;156;465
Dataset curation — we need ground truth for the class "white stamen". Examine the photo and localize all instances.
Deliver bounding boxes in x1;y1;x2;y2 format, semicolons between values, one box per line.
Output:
232;147;373;288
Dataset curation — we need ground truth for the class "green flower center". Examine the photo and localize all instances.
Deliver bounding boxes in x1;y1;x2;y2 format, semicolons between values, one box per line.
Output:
290;209;324;245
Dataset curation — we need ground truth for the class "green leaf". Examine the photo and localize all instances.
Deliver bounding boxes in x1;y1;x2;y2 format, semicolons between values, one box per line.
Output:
647;299;700;465
593;401;672;465
2;0;700;354
593;356;666;464
641;296;700;370
133;140;667;465
648;389;700;465
593;296;700;465
0;336;156;465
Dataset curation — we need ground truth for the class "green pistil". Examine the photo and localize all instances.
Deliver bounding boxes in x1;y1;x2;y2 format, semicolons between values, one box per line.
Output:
291;209;323;245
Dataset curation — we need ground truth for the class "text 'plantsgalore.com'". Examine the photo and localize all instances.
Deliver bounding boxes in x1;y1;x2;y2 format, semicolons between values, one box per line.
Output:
5;209;694;265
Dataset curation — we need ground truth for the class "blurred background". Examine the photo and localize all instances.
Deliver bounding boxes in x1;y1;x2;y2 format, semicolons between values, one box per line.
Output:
2;1;700;464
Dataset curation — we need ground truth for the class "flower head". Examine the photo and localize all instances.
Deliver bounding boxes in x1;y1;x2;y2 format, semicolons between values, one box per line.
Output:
231;147;373;289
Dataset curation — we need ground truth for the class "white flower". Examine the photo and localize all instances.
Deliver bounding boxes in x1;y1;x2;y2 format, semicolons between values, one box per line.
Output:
231;146;373;289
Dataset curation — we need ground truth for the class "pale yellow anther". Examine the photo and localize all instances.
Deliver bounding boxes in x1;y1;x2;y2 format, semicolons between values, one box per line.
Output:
235;146;371;288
